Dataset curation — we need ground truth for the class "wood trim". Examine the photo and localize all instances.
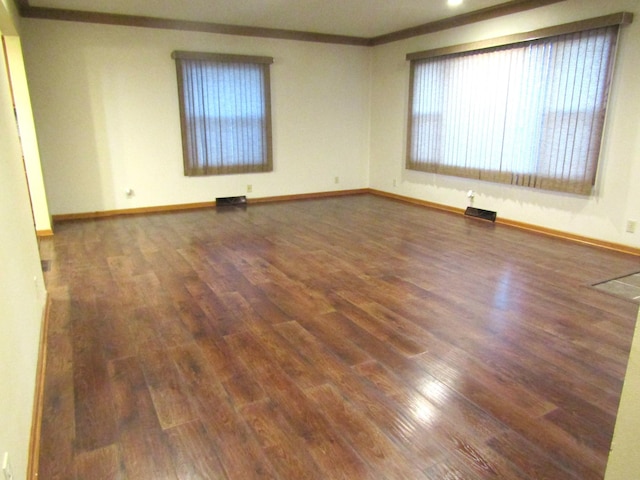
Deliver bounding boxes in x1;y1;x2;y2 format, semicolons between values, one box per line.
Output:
36;228;53;237
19;6;370;46
171;51;274;64
369;0;566;46
27;293;50;480
51;190;369;222
17;0;566;47
52;201;217;222
406;12;633;60
248;189;369;205
368;189;640;256
368;189;465;215
495;218;640;257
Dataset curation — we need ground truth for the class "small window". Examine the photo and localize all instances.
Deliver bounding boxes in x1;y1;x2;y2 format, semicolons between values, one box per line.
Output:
406;15;631;195
172;51;274;176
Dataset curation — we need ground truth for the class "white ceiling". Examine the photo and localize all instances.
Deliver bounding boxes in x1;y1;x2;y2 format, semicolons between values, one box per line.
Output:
25;0;516;38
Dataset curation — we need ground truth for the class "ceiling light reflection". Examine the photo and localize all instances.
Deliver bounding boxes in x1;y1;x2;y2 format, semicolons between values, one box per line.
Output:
420;378;449;402
408;393;438;425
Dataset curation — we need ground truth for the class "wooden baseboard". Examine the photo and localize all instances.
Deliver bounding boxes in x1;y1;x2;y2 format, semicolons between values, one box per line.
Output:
495;218;640;256
248;188;369;205
368;188;640;257
52;201;217;222
36;229;54;237
368;189;466;215
51;190;369;222
27;294;50;480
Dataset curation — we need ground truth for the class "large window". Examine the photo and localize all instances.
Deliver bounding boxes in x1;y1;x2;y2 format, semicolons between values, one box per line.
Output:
406;14;631;195
172;51;273;176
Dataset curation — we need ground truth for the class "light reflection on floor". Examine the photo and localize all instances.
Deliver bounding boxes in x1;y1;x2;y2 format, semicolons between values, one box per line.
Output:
492;268;513;311
407;391;438;426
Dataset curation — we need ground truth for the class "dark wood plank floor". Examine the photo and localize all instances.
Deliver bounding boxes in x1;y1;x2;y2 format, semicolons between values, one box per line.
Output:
37;194;640;479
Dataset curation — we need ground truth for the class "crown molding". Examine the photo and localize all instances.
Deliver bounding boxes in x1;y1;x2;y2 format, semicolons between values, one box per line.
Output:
16;0;567;46
18;5;370;46
407;11;633;60
369;0;566;45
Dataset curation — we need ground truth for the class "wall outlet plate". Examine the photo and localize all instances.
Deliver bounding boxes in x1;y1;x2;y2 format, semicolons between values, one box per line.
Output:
626;220;637;233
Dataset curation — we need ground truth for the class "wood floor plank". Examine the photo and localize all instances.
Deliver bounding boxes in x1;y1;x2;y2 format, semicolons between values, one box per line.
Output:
331;292;427;356
487;430;584;480
240;399;325;480
150;302;197;349
37;317;76;479
225;331;374;479
74;444;124;480
271;320;448;470
307;383;429;479
71;297;118;452
305;347;517;479
170;342;279;480
414;342;558;419
246;321;328;390
164;421;228;480
353;360;507;444
108;356;161;432
126;306;167;353
119;427;179;479
295;313;373;367
424;455;487;480
38;195;640;479
94;306;138;361
138;349;197;430
195;337;267;407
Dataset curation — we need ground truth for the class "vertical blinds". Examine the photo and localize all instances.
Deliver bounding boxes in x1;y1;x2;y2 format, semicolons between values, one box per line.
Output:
406;24;620;195
173;52;273;176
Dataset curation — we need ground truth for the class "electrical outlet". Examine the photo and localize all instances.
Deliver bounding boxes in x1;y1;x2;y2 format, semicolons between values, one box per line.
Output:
247;184;252;193
626;220;637;233
334;176;339;184
393;179;397;187
2;452;13;480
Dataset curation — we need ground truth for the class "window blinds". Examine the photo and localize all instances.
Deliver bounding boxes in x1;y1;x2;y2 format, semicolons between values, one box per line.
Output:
406;22;622;195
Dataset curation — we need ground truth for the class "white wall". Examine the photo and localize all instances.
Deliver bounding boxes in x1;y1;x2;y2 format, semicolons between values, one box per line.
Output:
0;4;48;480
20;20;372;215
370;0;640;249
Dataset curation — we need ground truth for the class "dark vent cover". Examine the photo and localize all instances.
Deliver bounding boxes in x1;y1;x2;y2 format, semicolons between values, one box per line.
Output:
216;196;247;207
464;207;497;222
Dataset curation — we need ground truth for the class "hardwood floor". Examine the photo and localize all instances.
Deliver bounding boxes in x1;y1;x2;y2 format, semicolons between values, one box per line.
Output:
37;194;640;479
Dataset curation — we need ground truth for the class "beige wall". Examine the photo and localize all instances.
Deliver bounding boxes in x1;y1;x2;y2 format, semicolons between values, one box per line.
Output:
3;35;52;234
0;3;47;479
21;20;372;215
0;0;18;35
370;0;640;249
